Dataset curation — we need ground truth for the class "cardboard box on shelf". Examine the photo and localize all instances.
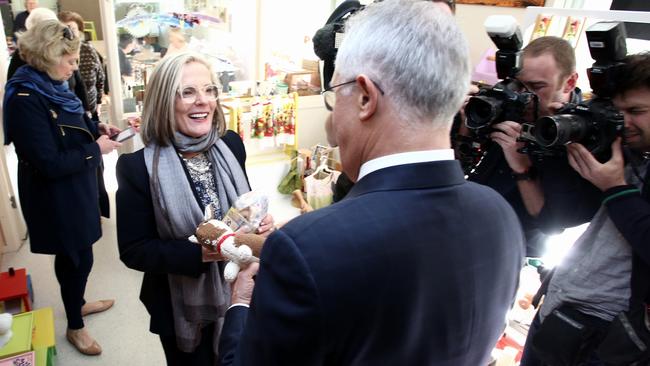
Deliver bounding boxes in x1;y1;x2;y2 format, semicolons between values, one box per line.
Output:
285;71;320;96
302;59;321;89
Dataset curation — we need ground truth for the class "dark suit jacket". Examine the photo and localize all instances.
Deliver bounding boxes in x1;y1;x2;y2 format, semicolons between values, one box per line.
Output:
468;143;549;256
219;160;525;366
5;85;102;258
115;131;248;336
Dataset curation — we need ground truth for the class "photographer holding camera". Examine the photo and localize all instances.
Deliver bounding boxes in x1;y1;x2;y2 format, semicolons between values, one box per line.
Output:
518;52;650;366
466;36;593;257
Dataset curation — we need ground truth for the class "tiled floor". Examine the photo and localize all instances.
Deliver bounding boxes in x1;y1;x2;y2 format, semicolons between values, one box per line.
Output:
1;146;300;365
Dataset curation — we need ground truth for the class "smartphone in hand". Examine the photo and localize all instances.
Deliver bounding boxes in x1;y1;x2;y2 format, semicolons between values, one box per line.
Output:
110;127;136;143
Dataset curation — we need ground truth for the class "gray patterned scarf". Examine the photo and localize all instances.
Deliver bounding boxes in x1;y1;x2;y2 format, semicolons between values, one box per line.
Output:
144;127;250;357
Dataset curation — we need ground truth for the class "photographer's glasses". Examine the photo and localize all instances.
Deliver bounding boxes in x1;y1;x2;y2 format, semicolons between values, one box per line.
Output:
321;79;385;111
178;84;220;104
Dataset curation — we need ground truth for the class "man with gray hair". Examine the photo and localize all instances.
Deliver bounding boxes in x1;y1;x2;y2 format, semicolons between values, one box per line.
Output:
219;1;524;365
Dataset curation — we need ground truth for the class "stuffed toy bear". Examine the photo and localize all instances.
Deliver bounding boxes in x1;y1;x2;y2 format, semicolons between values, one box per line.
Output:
189;219;266;282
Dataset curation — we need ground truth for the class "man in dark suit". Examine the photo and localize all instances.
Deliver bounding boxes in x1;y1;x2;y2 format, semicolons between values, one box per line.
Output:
219;1;525;365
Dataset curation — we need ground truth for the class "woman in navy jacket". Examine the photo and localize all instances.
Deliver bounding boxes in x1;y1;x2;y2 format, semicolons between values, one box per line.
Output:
3;20;121;356
115;52;274;366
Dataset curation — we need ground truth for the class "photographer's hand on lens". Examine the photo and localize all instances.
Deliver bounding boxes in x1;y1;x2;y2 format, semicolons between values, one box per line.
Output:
231;262;259;306
567;137;626;191
490;121;532;173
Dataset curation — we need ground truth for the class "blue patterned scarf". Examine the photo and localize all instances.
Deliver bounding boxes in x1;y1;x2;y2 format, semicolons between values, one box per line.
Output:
4;65;83;144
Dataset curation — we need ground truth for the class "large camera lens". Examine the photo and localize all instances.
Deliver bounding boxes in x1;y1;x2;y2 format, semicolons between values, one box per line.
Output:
465;96;503;129
535;114;591;147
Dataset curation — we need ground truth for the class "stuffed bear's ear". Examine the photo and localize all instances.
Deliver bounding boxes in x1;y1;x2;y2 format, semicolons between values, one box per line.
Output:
204;205;214;221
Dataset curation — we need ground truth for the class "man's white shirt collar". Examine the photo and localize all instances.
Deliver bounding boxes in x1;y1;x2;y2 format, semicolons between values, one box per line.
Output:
357;149;454;181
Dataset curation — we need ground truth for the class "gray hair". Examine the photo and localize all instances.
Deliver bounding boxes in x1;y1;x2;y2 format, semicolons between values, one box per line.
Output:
140;52;226;146
24;7;56;30
335;0;470;127
18;20;80;75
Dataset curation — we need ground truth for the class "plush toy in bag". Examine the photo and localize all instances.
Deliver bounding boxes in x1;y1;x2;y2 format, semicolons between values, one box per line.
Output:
188;191;268;282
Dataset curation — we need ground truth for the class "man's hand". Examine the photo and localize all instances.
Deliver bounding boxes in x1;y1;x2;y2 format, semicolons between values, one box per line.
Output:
567;137;627;191
490;121;532;173
231;262;259;305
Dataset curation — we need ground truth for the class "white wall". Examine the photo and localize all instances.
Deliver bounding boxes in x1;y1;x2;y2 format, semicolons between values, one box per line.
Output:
296;95;330;150
455;4;529;68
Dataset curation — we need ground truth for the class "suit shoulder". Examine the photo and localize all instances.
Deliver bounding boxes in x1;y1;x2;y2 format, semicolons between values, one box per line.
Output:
281;200;354;239
463;180;510;201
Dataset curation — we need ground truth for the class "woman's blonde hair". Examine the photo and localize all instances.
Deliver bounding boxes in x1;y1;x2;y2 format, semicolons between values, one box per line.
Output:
140;52;226;146
18;20;80;76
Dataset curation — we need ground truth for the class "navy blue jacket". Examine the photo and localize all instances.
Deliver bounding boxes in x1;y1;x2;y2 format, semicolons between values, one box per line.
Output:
468;143;549;256
219;160;525;366
5;85;103;259
115;131;248;336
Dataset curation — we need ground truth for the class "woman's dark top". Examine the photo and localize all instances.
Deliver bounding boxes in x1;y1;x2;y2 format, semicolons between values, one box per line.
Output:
116;131;248;336
5;79;103;258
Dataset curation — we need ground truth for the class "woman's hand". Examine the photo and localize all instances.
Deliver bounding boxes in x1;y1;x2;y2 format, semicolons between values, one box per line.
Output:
201;245;225;262
98;122;121;137
256;214;277;238
96;135;121;154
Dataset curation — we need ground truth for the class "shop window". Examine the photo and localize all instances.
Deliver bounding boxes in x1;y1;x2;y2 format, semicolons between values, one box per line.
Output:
113;0;336;103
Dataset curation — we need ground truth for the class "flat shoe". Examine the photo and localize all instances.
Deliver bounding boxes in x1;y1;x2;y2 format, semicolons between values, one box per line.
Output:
81;299;115;317
66;329;102;355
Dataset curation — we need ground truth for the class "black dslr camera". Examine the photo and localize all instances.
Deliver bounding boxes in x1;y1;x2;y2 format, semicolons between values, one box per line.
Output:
454;16;537;175
465;79;536;131
521;22;626;161
464;16;538;133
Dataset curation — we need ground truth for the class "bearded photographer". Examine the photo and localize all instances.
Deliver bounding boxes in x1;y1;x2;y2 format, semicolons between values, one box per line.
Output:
514;52;650;366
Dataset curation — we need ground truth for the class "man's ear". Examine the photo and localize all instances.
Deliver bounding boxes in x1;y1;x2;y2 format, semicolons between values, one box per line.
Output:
356;75;379;121
562;72;578;94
